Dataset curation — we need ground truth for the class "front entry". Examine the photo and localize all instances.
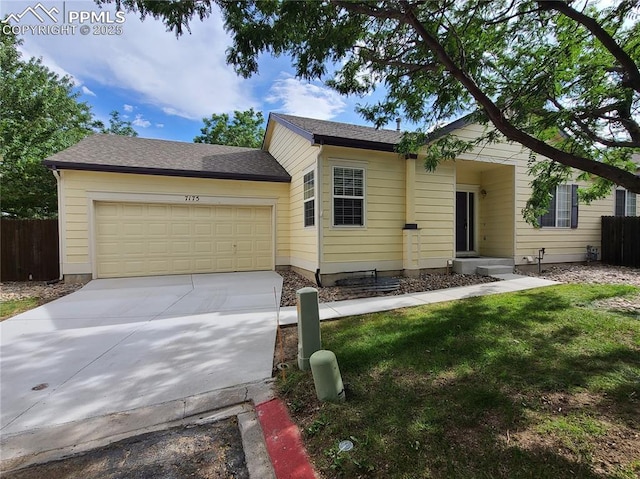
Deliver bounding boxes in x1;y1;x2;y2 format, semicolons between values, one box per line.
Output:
456;191;475;254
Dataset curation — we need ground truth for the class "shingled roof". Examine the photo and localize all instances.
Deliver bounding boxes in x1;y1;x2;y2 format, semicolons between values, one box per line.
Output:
269;113;474;153
270;113;403;152
43;134;291;182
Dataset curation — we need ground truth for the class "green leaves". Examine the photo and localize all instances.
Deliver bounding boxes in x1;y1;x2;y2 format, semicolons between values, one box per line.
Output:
94;111;138;137
101;0;640;198
1;29;94;218
193;108;265;148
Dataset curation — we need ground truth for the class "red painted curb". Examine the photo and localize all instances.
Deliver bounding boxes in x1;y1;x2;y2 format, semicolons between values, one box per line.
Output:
256;398;317;479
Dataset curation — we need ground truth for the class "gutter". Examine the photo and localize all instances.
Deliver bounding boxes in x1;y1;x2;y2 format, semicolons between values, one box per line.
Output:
52;168;64;281
316;144;324;284
43;162;292;183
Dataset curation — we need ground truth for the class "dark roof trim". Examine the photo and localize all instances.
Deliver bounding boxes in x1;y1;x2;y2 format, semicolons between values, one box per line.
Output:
425;113;476;142
269;113;314;143
43;160;292;183
314;135;398;152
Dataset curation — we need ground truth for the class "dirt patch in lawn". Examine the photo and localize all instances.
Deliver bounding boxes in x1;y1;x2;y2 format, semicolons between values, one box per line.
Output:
3;418;248;479
509;392;640;477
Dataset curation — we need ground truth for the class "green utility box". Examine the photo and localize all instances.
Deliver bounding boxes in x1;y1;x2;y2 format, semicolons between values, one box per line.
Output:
310;350;345;402
297;287;321;370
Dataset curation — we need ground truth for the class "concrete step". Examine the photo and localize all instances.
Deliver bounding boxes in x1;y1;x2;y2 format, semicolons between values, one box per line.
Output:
453;257;514;274
476;265;514;276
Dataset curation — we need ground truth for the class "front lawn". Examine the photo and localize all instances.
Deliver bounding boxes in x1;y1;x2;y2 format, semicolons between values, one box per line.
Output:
278;284;640;478
0;297;39;321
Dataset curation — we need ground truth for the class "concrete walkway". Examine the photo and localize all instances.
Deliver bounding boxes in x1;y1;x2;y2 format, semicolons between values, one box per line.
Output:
0;272;283;436
278;274;559;325
1;272;559;474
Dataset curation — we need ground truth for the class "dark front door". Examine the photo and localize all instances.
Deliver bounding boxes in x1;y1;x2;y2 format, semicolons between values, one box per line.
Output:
456;191;475;253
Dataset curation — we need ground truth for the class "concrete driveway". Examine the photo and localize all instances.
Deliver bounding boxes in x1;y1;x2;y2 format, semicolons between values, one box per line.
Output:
0;272;282;436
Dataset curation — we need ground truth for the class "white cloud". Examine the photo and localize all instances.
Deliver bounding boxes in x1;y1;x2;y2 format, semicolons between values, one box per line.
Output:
132;114;151;128
266;73;346;120
18;44;78;84
81;85;96;96
123;104;134;112
155;123;165;128
17;4;257;120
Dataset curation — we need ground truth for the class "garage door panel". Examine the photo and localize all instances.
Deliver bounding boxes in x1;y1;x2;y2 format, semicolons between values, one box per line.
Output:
148;223;169;235
193;206;213;218
235;207;253;219
236;258;254;270
98;265;119;277
123;223;144;235
148;204;169;215
235;240;253;253
124;261;145;273
236;224;254;236
215;224;233;236
97;242;119;255
123;204;145;217
256;257;272;269
170;223;190;236
95;202;273;278
123;242;145;255
256;240;271;252
171;241;191;254
194;223;212;235
97;222;119;236
171;259;191;271
149;259;170;273
194;241;212;253
255;224;271;235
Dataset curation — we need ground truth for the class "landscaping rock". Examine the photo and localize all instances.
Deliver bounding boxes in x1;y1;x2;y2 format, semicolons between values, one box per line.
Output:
278;270;498;307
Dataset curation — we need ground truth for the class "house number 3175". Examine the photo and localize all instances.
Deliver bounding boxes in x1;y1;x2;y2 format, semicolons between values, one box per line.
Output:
184;195;200;202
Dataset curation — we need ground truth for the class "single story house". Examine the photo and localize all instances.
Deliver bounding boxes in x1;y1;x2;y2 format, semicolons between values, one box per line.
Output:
44;113;637;284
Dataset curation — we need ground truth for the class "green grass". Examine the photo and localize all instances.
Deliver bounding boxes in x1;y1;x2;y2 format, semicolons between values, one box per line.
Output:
279;284;640;479
0;297;39;321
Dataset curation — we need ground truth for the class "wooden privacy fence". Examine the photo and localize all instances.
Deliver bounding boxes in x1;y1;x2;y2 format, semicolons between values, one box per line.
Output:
1;219;59;281
601;216;640;268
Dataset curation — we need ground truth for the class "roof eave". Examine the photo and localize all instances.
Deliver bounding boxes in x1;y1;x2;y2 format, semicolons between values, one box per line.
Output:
43;161;292;183
313;135;398;153
269;113;314;143
425;113;476;143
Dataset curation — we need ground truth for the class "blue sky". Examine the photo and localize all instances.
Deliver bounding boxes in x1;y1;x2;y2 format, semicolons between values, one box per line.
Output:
2;0;395;142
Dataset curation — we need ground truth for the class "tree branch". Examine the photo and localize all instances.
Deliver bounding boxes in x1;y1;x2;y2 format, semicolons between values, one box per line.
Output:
398;0;640;193
539;0;640;93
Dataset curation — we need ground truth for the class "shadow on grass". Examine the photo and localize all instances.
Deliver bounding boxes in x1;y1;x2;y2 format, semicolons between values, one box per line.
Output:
289;285;640;478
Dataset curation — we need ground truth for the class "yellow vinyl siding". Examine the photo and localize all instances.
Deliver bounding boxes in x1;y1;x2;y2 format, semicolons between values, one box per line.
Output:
478;164;515;257
450;123;533;163
443;122;615;263
59;170;289;277
415;161;455;263
320;147;405;272
514;162;613;263
266;122;319;270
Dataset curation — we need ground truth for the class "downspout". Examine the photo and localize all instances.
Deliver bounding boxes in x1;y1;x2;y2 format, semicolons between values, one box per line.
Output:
315;144;324;287
52;168;64;281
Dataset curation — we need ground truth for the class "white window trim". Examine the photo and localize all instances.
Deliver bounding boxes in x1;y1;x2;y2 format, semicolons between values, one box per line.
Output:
331;165;366;228
554;184;572;228
541;184;574;228
303;167;316;228
615;188;637;217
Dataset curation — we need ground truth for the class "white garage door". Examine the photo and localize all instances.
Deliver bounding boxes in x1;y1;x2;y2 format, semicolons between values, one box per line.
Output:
95;202;273;278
